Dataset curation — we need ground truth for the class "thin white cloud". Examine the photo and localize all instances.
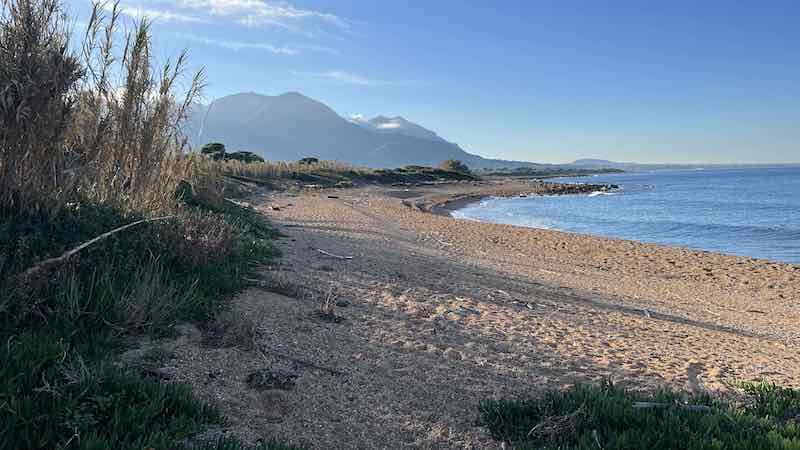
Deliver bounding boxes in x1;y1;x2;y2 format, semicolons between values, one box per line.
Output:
111;4;207;23
295;44;341;56
111;0;347;35
173;32;298;54
296;70;416;87
178;0;349;29
320;71;383;86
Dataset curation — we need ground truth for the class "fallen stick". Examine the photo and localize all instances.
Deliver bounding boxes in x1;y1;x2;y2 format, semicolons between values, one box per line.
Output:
316;249;353;260
22;215;176;278
632;402;711;413
259;349;347;376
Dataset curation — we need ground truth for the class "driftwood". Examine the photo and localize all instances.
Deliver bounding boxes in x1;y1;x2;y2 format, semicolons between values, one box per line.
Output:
316;249;353;260
632;402;712;413
22;215;175;278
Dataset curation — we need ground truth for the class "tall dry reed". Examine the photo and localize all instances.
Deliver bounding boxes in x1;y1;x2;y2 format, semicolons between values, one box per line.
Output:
0;0;82;211
67;1;204;215
213;158;369;179
0;0;204;217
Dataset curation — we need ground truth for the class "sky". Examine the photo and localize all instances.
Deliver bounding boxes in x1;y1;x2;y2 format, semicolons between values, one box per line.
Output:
66;0;800;164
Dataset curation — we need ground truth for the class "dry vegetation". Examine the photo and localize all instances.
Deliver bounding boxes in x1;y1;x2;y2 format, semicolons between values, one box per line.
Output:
216;158;366;180
0;1;289;449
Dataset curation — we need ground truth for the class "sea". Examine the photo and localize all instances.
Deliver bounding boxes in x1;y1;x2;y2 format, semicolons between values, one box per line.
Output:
452;166;800;265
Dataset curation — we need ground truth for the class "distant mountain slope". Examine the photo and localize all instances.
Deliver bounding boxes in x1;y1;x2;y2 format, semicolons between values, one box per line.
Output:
351;115;444;142
187;92;537;169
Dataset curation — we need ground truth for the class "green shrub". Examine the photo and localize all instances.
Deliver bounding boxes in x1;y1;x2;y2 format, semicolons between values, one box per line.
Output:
480;380;800;450
0;335;220;450
202;142;227;160
200;144;264;164
0;199;279;449
226;151;264;163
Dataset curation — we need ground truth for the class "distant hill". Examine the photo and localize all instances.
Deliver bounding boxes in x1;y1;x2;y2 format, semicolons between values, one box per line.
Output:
571;158;800;171
570;159;644;170
186;92;540;169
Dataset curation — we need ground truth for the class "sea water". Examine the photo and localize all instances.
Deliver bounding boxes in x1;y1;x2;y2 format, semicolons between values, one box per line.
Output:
452;167;800;264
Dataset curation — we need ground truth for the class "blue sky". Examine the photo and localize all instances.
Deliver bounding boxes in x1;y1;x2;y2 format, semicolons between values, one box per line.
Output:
66;0;800;164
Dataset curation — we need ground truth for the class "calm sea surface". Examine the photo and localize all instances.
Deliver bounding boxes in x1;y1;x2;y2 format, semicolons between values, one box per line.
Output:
452;167;800;264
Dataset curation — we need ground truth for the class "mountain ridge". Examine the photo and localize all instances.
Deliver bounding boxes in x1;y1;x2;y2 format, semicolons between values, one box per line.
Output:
187;92;540;169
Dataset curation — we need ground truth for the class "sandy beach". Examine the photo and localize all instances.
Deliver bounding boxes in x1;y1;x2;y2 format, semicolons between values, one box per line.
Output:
168;180;800;449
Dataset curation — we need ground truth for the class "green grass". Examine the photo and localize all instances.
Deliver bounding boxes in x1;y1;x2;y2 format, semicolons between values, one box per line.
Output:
480;380;800;450
0;196;286;449
0;336;219;449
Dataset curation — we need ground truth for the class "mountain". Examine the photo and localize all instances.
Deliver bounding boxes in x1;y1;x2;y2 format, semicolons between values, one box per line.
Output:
187;92;537;169
351;115;444;142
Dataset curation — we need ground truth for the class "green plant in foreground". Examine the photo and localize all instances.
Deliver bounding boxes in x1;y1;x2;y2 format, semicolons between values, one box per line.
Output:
480;380;800;450
0;200;280;449
0;334;219;450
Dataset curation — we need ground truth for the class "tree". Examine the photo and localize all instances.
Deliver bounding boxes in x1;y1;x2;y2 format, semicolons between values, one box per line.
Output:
439;159;471;174
226;151;264;163
200;142;226;160
298;157;319;165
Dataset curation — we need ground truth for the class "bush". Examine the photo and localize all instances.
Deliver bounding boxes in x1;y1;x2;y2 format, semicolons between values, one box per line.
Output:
298;157;319;165
438;159;471;174
479;380;800;449
0;337;220;450
201;144;264;164
226;151;264;163
201;142;227;160
0;197;279;449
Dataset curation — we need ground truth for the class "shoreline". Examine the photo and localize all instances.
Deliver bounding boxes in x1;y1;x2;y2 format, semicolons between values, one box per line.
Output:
171;181;800;448
425;178;799;267
389;178;619;217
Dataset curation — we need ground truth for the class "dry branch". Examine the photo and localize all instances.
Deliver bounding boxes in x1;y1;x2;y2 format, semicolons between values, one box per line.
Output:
259;349;347;376
22;215;175;278
316;249;353;260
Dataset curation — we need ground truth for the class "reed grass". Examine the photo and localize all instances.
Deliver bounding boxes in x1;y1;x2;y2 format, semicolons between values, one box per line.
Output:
0;1;288;449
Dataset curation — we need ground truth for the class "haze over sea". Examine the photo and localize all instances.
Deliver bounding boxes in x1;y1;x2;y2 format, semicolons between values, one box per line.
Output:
453;167;800;264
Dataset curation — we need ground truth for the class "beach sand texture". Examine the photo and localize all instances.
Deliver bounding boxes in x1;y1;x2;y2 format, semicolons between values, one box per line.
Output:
167;183;800;449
